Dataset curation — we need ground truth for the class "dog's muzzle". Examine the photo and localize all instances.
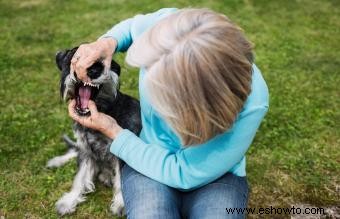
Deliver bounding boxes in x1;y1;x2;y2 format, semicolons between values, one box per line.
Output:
75;82;100;116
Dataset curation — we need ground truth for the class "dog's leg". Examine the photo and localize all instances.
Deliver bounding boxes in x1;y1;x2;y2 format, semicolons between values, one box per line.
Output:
110;161;125;216
62;134;77;148
56;158;96;215
98;168;113;187
46;149;78;168
46;135;78;168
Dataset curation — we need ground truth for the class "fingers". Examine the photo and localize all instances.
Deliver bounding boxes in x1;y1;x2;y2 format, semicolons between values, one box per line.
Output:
102;57;112;71
70;53;81;64
68;99;82;122
74;58;90;82
70;64;75;77
68;99;89;126
67;99;118;138
68;100;100;129
88;100;99;115
70;44;100;82
70;52;87;82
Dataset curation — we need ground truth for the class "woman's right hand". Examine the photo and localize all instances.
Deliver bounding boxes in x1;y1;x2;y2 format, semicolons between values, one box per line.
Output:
70;38;117;83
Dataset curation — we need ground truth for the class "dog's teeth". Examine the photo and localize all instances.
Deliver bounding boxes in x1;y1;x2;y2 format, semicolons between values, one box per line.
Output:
84;82;96;87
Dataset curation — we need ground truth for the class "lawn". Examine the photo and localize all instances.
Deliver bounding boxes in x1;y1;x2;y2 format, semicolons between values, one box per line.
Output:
0;0;339;218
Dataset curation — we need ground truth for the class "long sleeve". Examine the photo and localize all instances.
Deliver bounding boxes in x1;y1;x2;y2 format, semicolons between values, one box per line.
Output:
104;8;270;191
110;105;268;190
99;8;178;52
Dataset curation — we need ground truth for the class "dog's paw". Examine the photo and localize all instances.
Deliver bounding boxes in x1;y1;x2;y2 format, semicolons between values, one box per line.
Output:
56;192;85;215
46;157;63;168
98;173;112;187
110;203;125;217
47;156;72;168
46;150;78;168
110;193;125;216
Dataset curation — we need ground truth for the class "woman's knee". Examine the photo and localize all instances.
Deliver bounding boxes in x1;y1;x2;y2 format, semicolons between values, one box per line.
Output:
121;164;181;219
183;173;249;219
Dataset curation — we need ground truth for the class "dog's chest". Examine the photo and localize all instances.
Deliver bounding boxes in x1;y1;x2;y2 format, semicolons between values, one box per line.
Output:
74;127;112;160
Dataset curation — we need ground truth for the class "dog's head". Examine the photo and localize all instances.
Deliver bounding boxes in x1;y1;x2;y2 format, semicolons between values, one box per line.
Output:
56;47;121;116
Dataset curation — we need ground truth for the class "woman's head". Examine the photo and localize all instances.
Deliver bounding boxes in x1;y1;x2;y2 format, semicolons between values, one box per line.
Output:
126;8;253;145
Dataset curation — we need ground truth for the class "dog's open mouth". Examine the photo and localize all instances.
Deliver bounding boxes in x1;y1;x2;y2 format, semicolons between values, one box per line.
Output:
75;82;100;116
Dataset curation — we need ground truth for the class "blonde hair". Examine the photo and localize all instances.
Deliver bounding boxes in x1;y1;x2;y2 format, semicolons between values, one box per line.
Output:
126;8;253;146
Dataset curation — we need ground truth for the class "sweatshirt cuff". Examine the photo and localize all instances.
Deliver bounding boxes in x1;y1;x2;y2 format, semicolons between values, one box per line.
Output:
98;20;132;53
98;35;124;53
110;129;134;157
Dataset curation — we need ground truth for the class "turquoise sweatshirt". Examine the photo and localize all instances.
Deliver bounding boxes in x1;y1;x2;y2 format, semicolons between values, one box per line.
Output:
100;8;269;190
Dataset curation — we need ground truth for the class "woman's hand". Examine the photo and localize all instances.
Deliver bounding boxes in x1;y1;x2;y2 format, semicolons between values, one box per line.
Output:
71;38;117;83
68;99;123;139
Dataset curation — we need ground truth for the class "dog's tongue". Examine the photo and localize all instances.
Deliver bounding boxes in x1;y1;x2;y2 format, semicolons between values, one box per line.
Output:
78;86;91;109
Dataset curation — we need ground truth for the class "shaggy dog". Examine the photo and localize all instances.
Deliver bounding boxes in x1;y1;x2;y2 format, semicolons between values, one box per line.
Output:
46;47;141;216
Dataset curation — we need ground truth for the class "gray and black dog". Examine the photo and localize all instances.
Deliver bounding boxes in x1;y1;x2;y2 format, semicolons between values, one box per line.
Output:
46;47;141;216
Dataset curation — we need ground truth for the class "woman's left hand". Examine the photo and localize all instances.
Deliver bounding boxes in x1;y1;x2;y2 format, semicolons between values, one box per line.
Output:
68;99;123;139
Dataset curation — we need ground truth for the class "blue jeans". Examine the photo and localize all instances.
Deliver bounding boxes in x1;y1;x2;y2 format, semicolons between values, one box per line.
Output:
120;164;249;219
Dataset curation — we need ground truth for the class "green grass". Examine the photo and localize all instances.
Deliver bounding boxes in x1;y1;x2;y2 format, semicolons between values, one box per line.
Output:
0;0;339;218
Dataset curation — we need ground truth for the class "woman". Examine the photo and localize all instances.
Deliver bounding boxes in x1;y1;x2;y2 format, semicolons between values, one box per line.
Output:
68;8;269;219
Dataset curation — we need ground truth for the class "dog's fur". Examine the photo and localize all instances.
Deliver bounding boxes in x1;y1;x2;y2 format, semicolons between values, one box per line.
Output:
46;47;141;216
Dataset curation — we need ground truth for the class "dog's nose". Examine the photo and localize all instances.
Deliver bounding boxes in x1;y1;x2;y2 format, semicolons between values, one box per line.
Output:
87;61;104;80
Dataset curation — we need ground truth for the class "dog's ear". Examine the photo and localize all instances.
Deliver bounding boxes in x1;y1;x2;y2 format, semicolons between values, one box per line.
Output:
110;60;121;76
56;47;78;72
55;51;66;71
